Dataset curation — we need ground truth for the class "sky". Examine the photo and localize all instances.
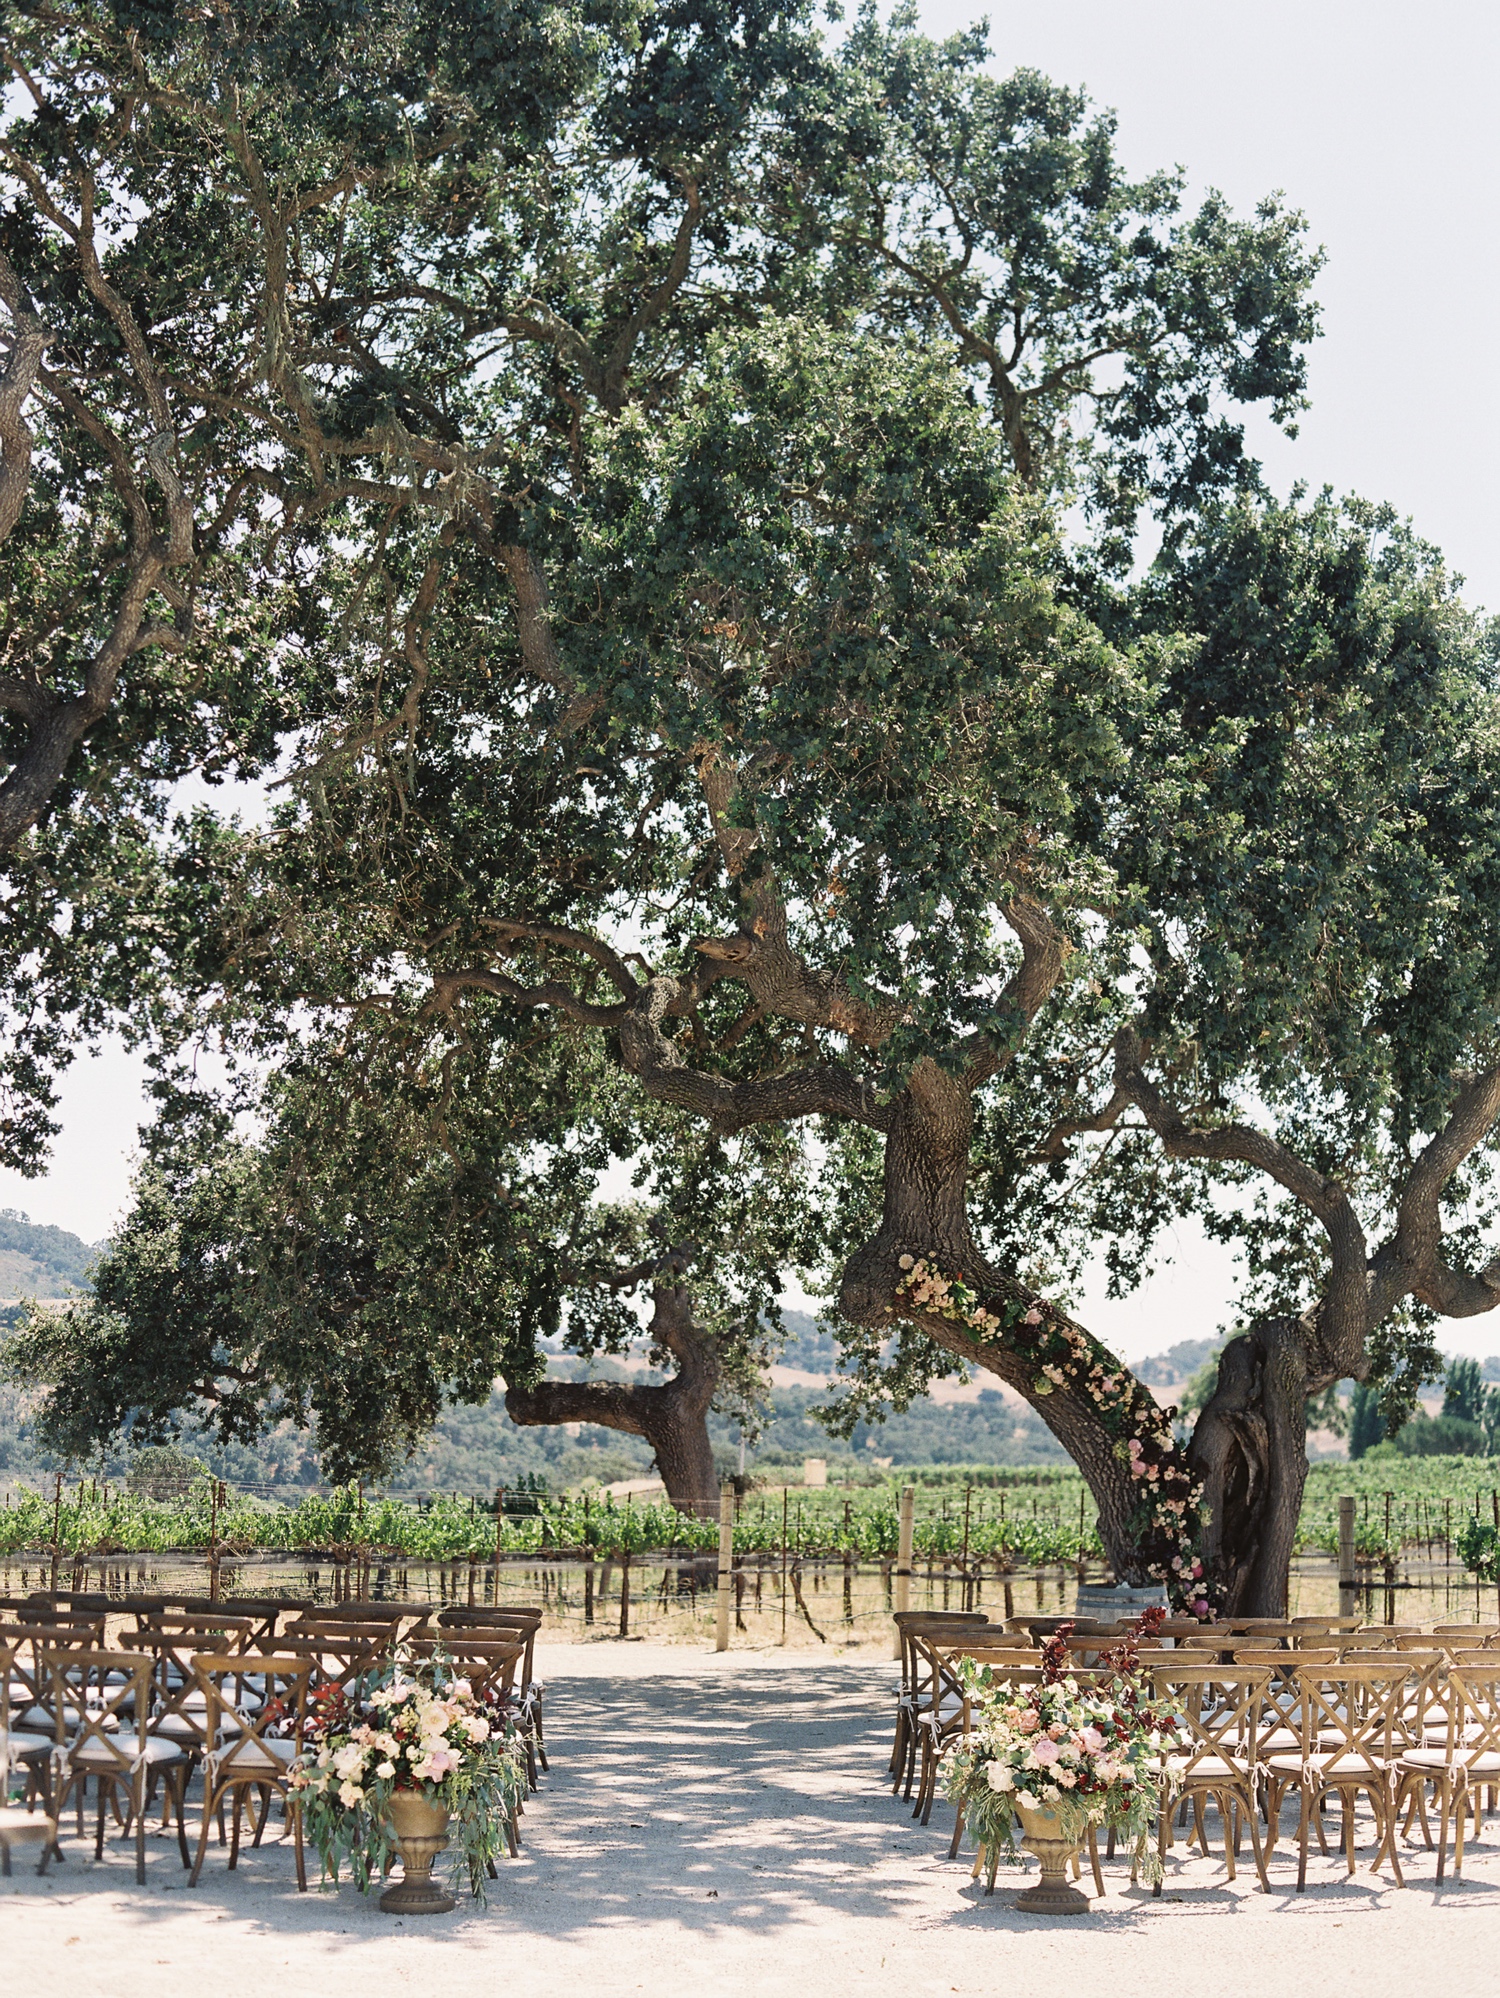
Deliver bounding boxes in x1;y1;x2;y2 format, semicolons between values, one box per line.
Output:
2;0;1498;1364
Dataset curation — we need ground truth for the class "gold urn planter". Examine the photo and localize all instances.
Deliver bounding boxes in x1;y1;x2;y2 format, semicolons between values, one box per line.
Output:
379;1789;456;1915
1013;1802;1091;1916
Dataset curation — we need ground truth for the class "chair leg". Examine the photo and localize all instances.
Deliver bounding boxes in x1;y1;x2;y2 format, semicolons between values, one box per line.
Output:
1296;1787;1310;1893
1088;1829;1104;1899
190;1782;218;1887
948;1803;966;1862
95;1778;108;1862
292;1796;308;1893
134;1773;147;1887
173;1769;191;1869
228;1788;244;1871
1243;1789;1271;1892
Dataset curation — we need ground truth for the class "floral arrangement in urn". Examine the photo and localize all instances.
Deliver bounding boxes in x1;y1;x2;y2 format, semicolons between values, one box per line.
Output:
292;1655;529;1903
944;1623;1184;1895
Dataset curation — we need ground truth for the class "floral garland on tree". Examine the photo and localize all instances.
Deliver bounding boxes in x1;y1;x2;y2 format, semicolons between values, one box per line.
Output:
895;1255;1212;1613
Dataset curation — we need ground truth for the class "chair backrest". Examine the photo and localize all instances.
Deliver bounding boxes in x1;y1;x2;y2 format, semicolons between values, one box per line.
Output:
437;1604;543;1624
139;1613;258;1653
276;1628;391;1692
7;1604;107;1643
45;1648;152;1770
404;1637;526;1707
1290;1659;1420;1766
120;1628;236;1750
299;1601;412;1623
1445;1665;1500;1761
191;1652;311;1781
5;1625;97;1728
894;1616;1007;1693
1151;1664;1272;1774
431;1609;542;1688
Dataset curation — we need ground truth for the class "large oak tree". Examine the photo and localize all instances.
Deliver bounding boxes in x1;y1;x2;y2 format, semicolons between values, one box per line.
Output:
15;0;1500;1615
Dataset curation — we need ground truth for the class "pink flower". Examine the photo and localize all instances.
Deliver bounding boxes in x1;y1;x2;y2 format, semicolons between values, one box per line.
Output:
1023;1308;1042;1326
1077;1726;1105;1753
1030;1738;1061;1767
1016;1710;1040;1733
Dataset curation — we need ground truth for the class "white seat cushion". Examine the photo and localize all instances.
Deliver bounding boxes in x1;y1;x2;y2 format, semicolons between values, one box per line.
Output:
4;1730;54;1763
1399;1747;1500;1775
70;1734;186;1770
216;1735;296;1774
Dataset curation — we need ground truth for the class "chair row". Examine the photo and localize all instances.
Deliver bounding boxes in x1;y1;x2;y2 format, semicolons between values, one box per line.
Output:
891;1611;1500;1893
0;1608;550;1883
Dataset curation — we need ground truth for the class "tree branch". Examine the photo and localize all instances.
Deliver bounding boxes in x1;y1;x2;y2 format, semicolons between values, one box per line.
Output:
1370;1059;1500;1319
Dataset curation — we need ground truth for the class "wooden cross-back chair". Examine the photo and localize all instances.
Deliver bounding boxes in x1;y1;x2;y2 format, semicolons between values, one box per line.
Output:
404;1636;529;1850
120;1625;264;1780
276;1625;392;1696
188;1652;312;1890
1263;1658;1426;1890
172;1597;312;1645
0;1636;59;1876
909;1636;1040;1830
435;1608;547;1771
134;1609;258;1649
48;1649;191;1883
889;1614;999;1794
4;1624;101;1763
1393;1663;1500;1881
1149;1663;1273;1893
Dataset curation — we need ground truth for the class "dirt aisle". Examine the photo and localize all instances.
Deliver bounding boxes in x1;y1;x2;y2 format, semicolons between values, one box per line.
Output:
4;1643;1499;1997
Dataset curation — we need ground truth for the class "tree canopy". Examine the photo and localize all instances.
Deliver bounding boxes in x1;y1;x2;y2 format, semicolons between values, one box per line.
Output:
7;0;1500;1615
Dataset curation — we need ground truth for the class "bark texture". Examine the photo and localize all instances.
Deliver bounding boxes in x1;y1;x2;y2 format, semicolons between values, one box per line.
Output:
503;1284;719;1512
840;1059;1167;1587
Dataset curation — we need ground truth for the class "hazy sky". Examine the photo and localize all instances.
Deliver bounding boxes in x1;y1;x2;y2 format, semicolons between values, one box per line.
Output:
4;1;1498;1363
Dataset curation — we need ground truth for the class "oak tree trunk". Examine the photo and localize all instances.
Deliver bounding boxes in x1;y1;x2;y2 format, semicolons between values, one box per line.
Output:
839;1060;1174;1589
503;1283;720;1513
1187;1316;1313;1616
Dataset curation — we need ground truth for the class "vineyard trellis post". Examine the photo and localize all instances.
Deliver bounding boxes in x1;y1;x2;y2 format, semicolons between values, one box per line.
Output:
780;1488;789;1647
48;1473;61;1593
716;1480;734;1653
1338;1495;1356;1617
894;1486;915;1659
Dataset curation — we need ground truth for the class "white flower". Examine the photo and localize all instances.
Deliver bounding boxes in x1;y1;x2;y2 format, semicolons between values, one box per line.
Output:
337;1780;364;1807
984;1761;1015;1793
463;1715;491;1742
1043;1784;1060;1802
376;1760;395;1779
1015;1791;1040;1811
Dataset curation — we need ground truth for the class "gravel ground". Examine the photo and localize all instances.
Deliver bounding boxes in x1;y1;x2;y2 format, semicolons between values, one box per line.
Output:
4;1640;1500;1998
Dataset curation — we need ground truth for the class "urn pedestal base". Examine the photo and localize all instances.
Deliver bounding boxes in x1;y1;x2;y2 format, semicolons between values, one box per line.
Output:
1014;1804;1091;1916
379;1792;456;1915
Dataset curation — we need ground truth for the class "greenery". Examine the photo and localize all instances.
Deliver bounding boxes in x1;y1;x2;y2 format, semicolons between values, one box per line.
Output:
5;0;1500;1624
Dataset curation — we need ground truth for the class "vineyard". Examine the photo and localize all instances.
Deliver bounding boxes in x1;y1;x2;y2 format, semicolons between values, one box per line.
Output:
5;1456;1500;1568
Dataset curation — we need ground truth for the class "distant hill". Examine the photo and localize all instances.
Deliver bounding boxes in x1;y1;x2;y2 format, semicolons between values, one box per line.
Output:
0;1209;96;1296
1134;1337;1221;1385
